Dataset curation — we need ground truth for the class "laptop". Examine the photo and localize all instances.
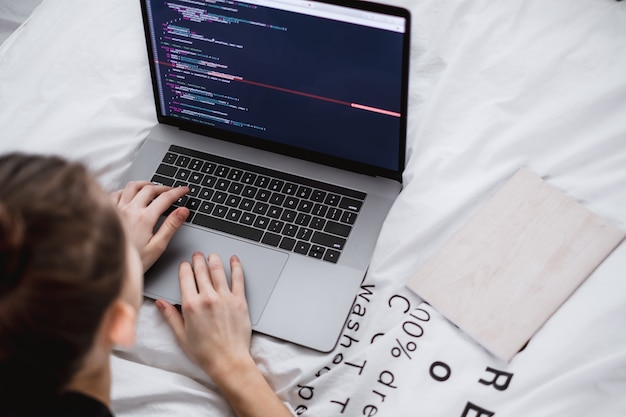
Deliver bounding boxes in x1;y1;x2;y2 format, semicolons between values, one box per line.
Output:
125;0;411;352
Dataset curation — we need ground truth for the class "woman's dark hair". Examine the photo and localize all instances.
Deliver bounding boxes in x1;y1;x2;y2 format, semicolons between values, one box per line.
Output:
0;153;126;406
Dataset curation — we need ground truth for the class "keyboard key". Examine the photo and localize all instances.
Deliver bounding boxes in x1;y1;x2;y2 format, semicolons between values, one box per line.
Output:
156;164;177;177
282;182;297;195
267;206;283;219
323;249;340;263
283;196;299;210
295;213;311;227
163;152;177;164
252;201;269;215
212;191;227;205
279;237;296;251
283;224;298;237
242;185;257;198
253;216;269;229
254;175;270;188
268;220;284;234
189;172;204;184
310;217;325;230
186;198;201;211
269;192;285;205
311;190;327;202
189;158;203;171
215;179;230;191
174;195;188;207
228;169;243;181
215;165;229;178
199;201;214;215
311;231;346;250
294;241;310;255
187;184;200;197
240;213;255;225
297;200;313;213
339;197;363;212
312;203;328;217
201;161;217;174
212;205;228;218
280;209;296;222
175;155;191;167
341;211;357;225
239;198;254;211
308;245;325;259
225;195;241;208
296;186;312;199
201;175;217;188
241;172;257;184
255;189;271;202
228;182;244;195
175;168;191;181
193;213;263;242
324;193;340;206
226;208;242;222
151;174;174;187
268;178;283;191
326;208;342;221
261;232;281;247
199;188;214;200
296;227;313;241
324;221;351;237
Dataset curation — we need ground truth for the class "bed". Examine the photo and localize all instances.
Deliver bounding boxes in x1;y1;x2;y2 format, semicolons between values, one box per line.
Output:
1;0;625;415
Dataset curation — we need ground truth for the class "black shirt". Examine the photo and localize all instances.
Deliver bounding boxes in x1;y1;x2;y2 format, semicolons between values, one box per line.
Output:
6;392;113;417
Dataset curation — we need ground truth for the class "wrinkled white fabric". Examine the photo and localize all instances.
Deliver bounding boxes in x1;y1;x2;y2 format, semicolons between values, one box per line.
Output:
1;0;624;416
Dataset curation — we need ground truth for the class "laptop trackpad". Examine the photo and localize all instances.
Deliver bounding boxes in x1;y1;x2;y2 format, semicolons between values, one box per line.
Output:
144;224;289;326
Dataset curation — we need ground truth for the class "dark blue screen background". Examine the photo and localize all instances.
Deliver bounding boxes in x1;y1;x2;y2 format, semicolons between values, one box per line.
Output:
147;0;407;172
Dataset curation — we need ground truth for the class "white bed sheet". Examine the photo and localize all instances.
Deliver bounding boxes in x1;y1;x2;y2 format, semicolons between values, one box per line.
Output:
1;0;625;416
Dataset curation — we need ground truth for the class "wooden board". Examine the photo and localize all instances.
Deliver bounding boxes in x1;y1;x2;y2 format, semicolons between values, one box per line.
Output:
406;168;625;361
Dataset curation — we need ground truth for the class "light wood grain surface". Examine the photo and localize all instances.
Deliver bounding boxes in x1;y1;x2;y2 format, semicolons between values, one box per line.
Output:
407;168;625;361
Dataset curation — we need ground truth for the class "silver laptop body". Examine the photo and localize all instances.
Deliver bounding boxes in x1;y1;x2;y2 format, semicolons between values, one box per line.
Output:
123;0;411;352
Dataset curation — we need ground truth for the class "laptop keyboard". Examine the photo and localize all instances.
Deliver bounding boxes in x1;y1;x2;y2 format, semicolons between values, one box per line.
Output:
151;145;366;263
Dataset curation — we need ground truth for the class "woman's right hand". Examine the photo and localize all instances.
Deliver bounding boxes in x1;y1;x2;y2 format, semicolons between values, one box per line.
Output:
156;253;293;417
156;253;254;381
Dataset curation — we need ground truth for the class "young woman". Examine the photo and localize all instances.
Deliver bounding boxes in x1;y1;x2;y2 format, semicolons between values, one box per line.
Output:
0;153;292;417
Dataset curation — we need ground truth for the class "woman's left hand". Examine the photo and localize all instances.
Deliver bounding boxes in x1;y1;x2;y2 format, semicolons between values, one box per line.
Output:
111;181;189;272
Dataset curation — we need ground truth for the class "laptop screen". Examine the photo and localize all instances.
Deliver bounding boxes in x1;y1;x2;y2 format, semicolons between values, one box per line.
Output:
142;0;410;179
